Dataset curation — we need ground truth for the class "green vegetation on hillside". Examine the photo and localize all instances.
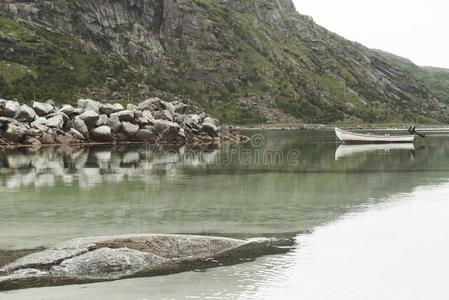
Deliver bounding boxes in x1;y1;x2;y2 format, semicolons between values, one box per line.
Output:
0;16;107;102
376;50;449;103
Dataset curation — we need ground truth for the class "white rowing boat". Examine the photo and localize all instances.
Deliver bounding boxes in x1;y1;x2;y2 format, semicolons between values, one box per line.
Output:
335;128;415;144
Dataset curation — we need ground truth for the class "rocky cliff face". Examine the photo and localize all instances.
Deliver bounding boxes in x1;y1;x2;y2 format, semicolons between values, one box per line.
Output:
0;0;448;124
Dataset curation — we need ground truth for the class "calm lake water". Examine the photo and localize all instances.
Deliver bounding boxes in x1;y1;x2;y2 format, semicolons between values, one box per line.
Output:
1;130;449;299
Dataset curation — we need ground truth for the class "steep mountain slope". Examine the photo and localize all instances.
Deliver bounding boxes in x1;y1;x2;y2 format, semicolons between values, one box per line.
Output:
375;50;449;104
0;0;448;124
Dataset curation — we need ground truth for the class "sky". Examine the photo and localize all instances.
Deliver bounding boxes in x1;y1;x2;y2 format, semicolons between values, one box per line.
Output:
292;0;449;68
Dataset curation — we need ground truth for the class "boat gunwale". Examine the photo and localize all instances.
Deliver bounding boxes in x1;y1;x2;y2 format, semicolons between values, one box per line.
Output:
335;128;414;139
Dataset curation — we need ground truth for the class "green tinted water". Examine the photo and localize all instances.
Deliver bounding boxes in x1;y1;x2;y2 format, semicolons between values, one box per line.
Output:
0;130;448;250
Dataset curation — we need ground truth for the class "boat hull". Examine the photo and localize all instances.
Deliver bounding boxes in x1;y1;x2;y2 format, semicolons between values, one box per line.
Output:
335;128;415;144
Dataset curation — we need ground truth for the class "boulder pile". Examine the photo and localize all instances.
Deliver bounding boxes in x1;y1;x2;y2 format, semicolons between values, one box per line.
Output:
0;98;248;147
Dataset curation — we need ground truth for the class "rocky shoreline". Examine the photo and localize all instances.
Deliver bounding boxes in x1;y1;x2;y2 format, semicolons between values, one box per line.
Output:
0;98;248;148
0;234;295;291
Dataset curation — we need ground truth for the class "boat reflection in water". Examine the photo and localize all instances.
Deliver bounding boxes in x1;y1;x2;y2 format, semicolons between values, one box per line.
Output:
335;143;416;160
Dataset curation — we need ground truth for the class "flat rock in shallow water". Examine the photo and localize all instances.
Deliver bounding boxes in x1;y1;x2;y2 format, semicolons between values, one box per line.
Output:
0;234;294;291
53;248;165;279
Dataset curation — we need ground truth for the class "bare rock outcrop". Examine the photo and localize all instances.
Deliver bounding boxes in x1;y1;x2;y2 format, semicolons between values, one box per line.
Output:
0;234;293;290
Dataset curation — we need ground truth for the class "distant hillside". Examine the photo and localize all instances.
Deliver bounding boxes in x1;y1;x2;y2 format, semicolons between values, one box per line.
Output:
375;50;449;104
1;0;448;124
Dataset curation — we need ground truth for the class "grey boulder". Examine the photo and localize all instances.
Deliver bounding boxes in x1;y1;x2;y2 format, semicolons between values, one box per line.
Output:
30;117;47;128
0;116;21;126
183;114;201;128
58;105;75;116
33;102;54;116
79;111;100;128
45;115;64;129
162;126;181;141
107;114;122;133
78;99;101;113
203;117;220;127
27;128;42;137
69;128;85;141
46;112;69;123
85;100;102;113
73;117;90;139
112;103;124;113
202;117;220;137
3;124;27;143
153;120;180;134
126;103;137;111
96;114;109;127
202;124;219;137
1;100;20;118
173;113;185;124
161;101;176;115
100;104;115;115
41;132;55;144
135;128;159;142
25;136;42;145
34;124;49;133
110;110;134;122
171;101;188;114
77;99;88;108
90;126;113;142
153;109;174;121
122;121;139;137
137;110;155;125
15;104;37;123
137;98;162;111
55;134;78;145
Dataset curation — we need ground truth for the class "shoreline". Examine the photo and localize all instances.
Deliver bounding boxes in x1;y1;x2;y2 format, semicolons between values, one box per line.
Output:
235;123;449;132
0;139;246;150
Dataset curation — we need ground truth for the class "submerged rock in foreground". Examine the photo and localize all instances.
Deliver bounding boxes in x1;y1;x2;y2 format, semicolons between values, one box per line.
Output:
0;234;294;291
0;98;248;147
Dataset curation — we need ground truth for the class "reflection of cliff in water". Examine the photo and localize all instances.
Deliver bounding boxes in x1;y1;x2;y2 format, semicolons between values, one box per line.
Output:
1;131;449;250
